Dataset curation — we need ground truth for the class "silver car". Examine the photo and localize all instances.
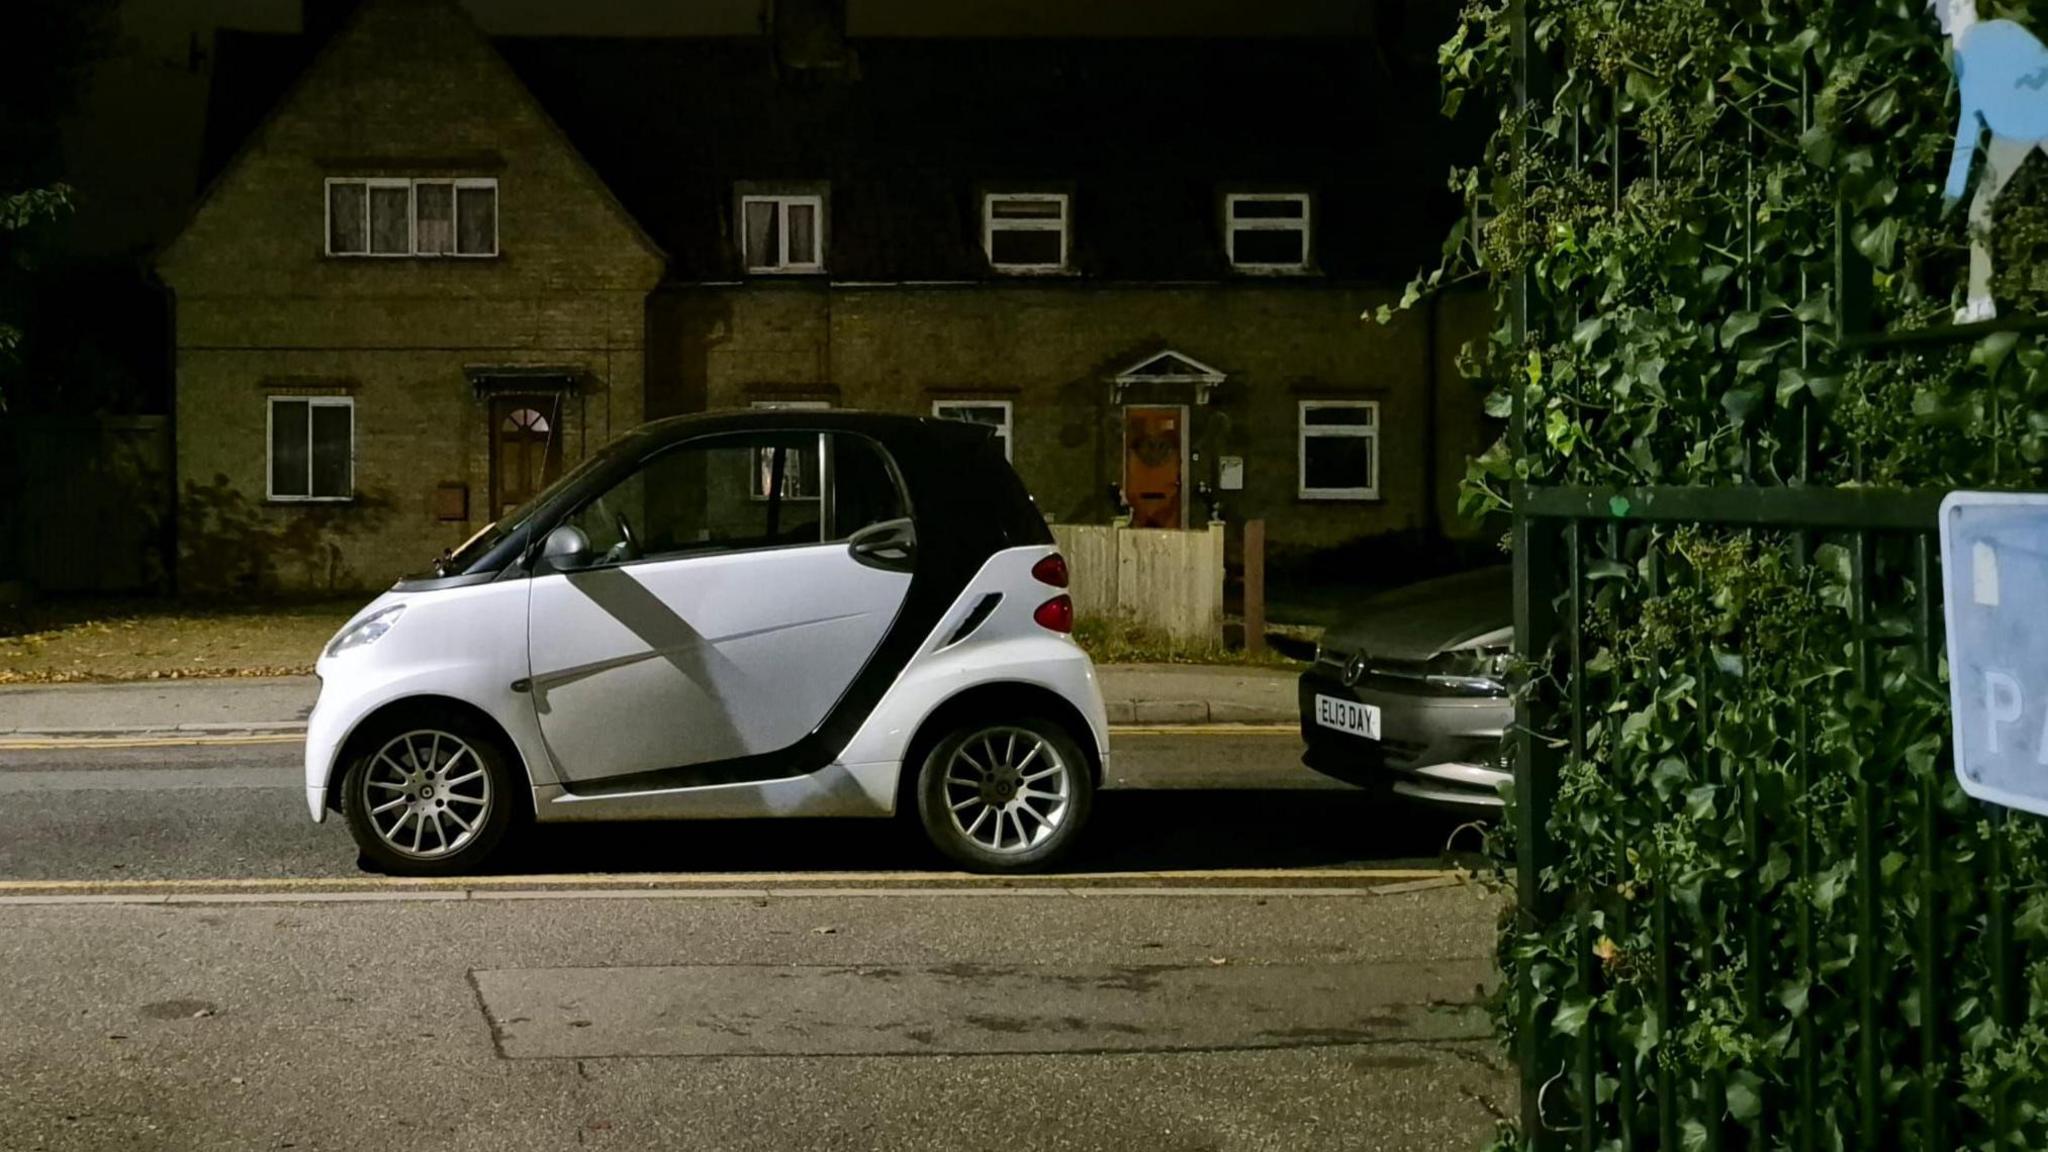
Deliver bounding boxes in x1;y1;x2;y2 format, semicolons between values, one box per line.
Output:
1297;567;1512;810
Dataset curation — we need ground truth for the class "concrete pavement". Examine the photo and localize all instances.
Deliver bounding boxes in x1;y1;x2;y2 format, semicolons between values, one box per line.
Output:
0;663;1299;739
0;886;1507;1152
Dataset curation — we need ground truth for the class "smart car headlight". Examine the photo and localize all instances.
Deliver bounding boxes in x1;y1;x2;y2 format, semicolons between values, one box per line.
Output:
326;604;405;658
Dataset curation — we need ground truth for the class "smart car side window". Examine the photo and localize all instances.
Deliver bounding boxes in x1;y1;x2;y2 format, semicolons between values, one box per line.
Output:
825;434;909;541
557;431;906;566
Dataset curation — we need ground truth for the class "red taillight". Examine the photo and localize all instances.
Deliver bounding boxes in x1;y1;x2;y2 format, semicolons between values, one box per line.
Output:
1033;594;1074;634
1031;552;1069;588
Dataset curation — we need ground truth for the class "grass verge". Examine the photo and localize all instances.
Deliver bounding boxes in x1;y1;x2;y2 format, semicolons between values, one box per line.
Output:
0;599;354;684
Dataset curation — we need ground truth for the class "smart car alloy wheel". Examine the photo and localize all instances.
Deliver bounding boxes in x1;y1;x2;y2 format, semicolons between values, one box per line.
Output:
944;726;1071;852
918;717;1093;872
339;712;517;876
359;729;491;859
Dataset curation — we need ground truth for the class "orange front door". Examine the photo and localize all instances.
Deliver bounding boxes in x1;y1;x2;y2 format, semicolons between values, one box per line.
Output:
1122;406;1184;529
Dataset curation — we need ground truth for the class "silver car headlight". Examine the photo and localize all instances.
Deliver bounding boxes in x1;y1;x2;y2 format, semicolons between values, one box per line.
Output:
1424;644;1512;695
326;604;405;658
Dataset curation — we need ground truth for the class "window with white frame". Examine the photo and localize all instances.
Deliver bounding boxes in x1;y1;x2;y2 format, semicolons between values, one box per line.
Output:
983;194;1068;271
747;400;830;497
1226;193;1310;272
269;396;354;501
326;178;498;257
1298;400;1378;500
932;400;1013;460
740;195;824;272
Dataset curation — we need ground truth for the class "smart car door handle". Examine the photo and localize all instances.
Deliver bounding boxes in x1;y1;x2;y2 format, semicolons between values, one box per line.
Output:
848;517;917;572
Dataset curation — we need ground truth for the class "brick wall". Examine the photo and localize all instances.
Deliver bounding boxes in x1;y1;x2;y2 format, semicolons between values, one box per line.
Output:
651;282;1490;552
158;0;664;592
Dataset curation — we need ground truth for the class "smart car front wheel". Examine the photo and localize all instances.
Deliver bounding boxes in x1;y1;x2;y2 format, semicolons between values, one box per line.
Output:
916;717;1093;872
340;714;516;876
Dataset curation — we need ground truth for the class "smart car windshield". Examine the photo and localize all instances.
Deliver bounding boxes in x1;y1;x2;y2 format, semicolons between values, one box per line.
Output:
427;441;620;578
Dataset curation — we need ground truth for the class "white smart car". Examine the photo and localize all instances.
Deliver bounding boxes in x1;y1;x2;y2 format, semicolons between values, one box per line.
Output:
305;410;1106;875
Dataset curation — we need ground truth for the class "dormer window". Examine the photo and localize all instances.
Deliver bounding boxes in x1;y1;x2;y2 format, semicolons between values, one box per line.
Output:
325;178;497;258
1225;192;1310;273
984;193;1069;272
741;194;825;273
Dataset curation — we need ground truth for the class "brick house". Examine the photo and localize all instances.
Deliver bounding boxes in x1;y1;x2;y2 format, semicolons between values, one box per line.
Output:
159;0;1485;593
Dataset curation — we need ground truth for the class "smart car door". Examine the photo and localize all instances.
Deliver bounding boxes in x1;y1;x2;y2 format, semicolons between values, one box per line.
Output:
525;430;916;789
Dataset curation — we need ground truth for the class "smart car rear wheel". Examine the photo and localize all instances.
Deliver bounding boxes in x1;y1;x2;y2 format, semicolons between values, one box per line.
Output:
916;717;1093;872
341;715;515;876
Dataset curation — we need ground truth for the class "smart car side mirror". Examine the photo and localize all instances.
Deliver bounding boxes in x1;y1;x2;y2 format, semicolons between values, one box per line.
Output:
539;524;592;571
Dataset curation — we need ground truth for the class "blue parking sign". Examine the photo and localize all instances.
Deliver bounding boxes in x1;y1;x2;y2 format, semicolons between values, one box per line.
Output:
1941;492;2048;815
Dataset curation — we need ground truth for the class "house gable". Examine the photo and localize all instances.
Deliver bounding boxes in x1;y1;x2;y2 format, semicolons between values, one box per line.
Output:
157;0;662;295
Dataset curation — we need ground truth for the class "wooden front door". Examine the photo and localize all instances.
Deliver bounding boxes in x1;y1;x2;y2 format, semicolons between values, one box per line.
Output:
1122;406;1185;529
491;397;563;518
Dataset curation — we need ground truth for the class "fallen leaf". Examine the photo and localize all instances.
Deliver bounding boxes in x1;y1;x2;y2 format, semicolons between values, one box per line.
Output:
1208;957;1229;966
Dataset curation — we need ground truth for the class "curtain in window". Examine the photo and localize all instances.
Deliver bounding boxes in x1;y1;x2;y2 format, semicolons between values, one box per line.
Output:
457;186;496;255
369;186;410;254
416;183;454;255
744;200;779;267
328;183;366;254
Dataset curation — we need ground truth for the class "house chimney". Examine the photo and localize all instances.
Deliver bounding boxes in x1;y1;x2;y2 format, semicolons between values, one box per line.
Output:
767;0;854;75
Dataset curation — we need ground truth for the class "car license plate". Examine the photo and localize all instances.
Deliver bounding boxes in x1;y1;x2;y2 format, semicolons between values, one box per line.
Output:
1315;694;1381;741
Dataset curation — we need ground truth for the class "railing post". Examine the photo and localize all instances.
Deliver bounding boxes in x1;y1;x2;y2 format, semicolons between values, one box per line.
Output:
1515;493;1564;1151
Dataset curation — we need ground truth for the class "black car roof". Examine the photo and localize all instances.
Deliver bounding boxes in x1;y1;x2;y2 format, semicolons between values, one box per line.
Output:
633;407;992;451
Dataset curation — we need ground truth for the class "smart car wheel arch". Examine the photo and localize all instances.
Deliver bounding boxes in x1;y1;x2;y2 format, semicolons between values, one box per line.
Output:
894;682;1103;819
327;696;534;818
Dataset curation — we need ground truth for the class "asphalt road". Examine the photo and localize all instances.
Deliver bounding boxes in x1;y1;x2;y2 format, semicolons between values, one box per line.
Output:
0;730;1507;1152
0;730;1485;882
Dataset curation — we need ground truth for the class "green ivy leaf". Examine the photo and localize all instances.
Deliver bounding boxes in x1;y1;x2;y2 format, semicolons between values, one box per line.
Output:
1721;387;1763;426
1726;1071;1764;1123
1546;407;1580;458
1777;367;1810;407
1652;755;1687;801
1552;996;1593;1037
1761;847;1792;890
1635;357;1667;400
1684;783;1718;820
1814;543;1852;586
1573;315;1609;351
1778;981;1809;1018
1813;862;1851;914
1720;311;1761;348
1854;217;1899;268
1971;330;2021;374
2015;893;2048;941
